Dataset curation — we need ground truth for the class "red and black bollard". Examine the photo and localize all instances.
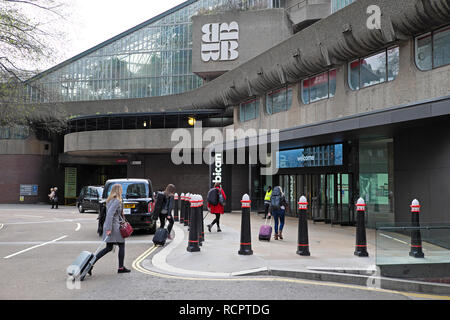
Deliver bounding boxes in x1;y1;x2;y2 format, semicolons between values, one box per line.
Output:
179;193;185;224
184;193;191;227
238;194;253;255
187;194;200;252
409;199;424;258
354;198;369;257
198;195;204;246
173;193;179;222
296;196;310;256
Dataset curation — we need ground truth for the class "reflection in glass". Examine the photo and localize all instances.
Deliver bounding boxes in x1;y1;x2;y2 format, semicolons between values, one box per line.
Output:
434;26;450;68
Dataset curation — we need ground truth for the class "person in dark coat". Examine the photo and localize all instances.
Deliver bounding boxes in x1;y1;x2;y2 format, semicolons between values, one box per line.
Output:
90;184;131;275
207;182;226;232
158;184;176;239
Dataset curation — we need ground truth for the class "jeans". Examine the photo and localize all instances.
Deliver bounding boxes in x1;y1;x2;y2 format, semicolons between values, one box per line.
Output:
95;242;125;268
272;209;285;234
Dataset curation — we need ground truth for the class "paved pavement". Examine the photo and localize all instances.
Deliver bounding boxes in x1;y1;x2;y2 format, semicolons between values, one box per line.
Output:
142;209;450;296
1;204;449;299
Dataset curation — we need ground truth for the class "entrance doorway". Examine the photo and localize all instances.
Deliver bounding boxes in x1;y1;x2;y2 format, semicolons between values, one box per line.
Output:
279;173;355;226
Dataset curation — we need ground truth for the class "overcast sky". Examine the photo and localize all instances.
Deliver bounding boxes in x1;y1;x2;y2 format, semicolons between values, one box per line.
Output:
48;0;186;69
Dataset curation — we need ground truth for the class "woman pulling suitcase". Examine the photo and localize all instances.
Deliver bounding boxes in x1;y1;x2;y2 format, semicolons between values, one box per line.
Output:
89;184;131;275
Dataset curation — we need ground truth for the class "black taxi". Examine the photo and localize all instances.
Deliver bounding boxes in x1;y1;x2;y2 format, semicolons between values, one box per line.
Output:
98;178;156;236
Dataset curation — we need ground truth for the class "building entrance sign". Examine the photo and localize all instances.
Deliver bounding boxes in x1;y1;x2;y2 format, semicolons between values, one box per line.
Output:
201;22;239;62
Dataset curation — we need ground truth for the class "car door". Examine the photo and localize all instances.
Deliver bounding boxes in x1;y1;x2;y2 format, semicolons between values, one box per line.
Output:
86;187;94;210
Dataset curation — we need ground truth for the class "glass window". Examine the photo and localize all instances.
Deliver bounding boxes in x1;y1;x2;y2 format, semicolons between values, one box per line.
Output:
433;26;450;68
301;69;337;104
239;98;259;122
415;33;432;71
415;26;450;70
348;47;399;91
266;85;293;115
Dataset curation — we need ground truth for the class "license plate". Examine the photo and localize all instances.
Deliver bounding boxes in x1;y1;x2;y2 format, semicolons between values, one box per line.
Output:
123;208;131;215
124;204;135;209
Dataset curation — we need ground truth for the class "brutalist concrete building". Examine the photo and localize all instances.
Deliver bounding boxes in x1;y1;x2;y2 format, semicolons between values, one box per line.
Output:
1;0;449;229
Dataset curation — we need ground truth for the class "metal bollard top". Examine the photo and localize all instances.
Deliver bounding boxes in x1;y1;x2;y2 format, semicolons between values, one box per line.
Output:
190;194;199;207
180;193;185;200
298;195;308;210
241;194;251;208
174;193;178;200
356;197;366;211
410;199;420;212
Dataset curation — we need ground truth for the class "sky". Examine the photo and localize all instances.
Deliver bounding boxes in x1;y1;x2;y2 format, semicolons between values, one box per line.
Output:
43;0;187;70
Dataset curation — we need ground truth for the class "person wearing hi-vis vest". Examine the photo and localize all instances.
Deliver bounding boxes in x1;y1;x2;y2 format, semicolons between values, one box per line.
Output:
263;186;272;219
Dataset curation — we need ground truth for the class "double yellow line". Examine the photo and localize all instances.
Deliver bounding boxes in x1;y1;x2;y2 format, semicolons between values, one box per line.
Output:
131;245;450;300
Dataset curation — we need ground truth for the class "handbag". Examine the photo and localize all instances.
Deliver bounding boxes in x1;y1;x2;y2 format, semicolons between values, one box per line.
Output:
120;213;133;238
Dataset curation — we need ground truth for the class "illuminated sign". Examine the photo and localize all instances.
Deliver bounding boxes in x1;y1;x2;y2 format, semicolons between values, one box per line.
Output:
276;144;343;168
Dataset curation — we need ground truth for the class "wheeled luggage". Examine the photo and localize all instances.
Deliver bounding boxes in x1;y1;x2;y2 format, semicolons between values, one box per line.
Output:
153;227;169;246
259;218;272;241
67;237;107;281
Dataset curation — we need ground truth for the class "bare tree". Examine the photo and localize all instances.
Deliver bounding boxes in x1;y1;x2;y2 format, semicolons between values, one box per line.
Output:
0;0;68;134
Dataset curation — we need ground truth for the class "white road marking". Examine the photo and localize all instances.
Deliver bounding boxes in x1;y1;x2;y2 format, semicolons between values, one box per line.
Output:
14;215;43;218
3;219;95;226
0;224;3;231
75;223;81;231
380;233;408;245
3;235;68;259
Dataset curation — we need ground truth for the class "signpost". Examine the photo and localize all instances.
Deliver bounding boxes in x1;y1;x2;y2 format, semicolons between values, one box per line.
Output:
64;167;77;204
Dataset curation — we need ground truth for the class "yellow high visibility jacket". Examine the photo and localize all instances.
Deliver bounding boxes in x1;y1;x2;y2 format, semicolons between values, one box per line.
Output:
264;189;272;201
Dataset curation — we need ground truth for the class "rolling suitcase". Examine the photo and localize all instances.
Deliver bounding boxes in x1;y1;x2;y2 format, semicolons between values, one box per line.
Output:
153;227;169;246
67;237;108;281
259;217;272;241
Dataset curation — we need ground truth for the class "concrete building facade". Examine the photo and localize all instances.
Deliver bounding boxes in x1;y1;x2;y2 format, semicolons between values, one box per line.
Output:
1;0;449;235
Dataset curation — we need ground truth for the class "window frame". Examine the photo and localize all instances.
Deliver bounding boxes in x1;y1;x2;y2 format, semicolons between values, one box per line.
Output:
348;46;399;91
239;97;260;123
301;69;337;105
415;25;450;71
265;84;293;115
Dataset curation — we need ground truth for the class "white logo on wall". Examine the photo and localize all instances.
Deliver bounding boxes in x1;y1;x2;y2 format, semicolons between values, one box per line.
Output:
201;22;239;62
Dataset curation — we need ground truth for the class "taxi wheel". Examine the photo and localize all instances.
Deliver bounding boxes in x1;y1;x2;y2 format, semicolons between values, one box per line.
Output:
78;204;85;213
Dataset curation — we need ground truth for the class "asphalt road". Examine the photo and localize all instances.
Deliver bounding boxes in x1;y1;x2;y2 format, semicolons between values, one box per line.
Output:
0;204;442;303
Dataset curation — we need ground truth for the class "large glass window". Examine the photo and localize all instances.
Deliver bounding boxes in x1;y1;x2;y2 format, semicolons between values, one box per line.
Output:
416;26;450;70
239;98;259;122
266;85;293;115
348;46;399;90
301;69;336;104
26;0;278;103
359;138;395;228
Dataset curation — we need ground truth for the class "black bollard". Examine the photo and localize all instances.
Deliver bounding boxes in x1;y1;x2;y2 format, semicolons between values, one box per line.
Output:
238;194;253;255
187;194;200;252
180;193;185;224
184;193;190;227
296;196;311;256
409;199;424;258
174;193;179;222
354;197;369;257
198;196;204;246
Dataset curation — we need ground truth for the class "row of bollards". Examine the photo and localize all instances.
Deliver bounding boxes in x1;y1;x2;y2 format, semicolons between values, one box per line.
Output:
237;194;425;259
172;193;205;253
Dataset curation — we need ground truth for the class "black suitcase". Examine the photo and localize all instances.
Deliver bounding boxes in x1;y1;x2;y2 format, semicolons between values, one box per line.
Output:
67;237;107;281
153;227;169;246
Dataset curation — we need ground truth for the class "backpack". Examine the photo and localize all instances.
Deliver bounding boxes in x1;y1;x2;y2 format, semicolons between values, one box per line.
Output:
207;188;219;206
270;187;282;211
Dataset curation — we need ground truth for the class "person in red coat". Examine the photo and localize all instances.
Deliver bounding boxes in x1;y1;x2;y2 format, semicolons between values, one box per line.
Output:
207;182;226;232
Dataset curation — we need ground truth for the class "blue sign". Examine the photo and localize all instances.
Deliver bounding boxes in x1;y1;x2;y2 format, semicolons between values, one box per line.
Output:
276;144;343;169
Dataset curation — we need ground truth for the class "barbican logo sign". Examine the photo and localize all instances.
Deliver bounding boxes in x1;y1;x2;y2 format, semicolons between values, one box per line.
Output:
201;22;239;62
